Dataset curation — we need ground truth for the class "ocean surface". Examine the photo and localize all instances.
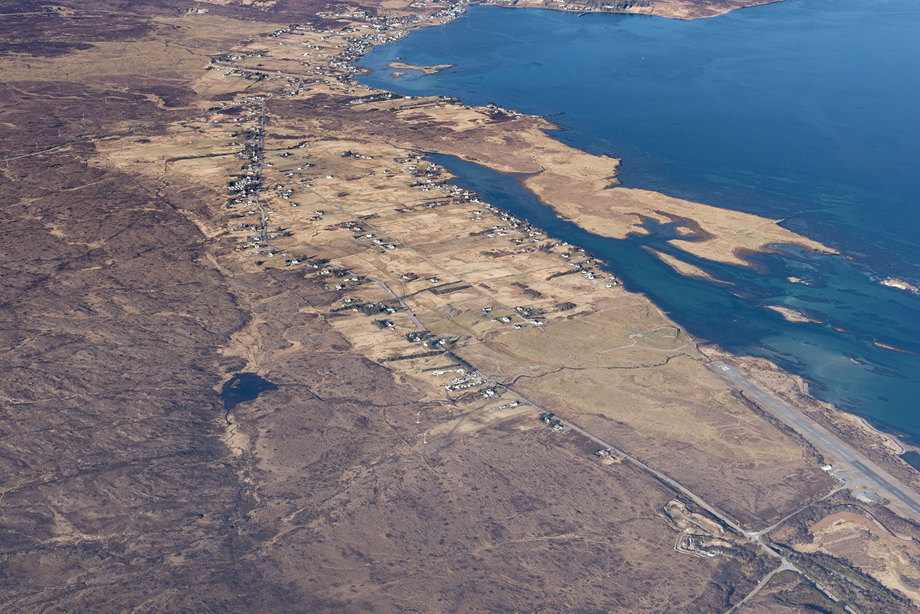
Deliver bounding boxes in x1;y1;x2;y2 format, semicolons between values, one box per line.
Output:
355;0;920;441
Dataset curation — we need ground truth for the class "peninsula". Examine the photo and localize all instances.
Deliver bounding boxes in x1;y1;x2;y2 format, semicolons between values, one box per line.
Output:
2;0;919;612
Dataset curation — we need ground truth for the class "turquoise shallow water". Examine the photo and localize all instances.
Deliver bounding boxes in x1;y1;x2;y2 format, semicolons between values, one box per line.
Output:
355;0;920;441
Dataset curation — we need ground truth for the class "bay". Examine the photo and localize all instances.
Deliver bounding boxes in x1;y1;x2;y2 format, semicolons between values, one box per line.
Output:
356;0;920;441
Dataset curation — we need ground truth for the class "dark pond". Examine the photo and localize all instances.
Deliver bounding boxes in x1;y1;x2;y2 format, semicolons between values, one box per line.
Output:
221;372;278;411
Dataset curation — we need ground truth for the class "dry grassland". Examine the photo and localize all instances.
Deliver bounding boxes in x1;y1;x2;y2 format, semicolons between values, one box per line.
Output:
765;304;824;324
321;102;838;268
702;346;920;489
12;1;918;611
645;246;722;281
255;91;827;271
513;355;835;526
0;12;273;90
92;16;841;532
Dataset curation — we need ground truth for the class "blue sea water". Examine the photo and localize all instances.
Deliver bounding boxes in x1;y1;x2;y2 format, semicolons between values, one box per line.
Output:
355;0;920;441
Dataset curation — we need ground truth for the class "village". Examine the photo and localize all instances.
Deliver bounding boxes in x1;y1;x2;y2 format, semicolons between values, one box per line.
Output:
216;111;625;413
35;3;912;610
88;7;756;453
7;0;920;611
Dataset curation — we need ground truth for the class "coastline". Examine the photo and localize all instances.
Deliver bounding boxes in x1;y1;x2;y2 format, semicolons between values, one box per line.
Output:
642;246;722;281
9;1;920;608
342;0;919;487
476;0;787;20
851;415;906;455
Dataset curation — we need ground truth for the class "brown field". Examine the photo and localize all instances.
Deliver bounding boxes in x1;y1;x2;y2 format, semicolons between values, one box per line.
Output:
761;491;920;612
510;356;836;528
3;0;919;611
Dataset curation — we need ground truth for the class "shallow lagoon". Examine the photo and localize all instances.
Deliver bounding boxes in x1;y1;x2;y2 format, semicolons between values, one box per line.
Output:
357;0;920;440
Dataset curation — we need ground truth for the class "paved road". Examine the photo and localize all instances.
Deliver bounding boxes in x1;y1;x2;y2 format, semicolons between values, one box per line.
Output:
485;370;857;612
294;198;870;608
725;560;797;614
851;459;920;517
254;100;269;245
365;277;429;334
368;287;760;540
289;162;875;609
711;361;920;522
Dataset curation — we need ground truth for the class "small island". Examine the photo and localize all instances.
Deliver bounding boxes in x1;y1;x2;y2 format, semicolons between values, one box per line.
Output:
387;61;454;74
766;304;824;324
880;277;919;292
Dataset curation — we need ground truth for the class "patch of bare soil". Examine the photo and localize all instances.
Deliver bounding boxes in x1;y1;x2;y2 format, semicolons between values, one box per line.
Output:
763;490;920;613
